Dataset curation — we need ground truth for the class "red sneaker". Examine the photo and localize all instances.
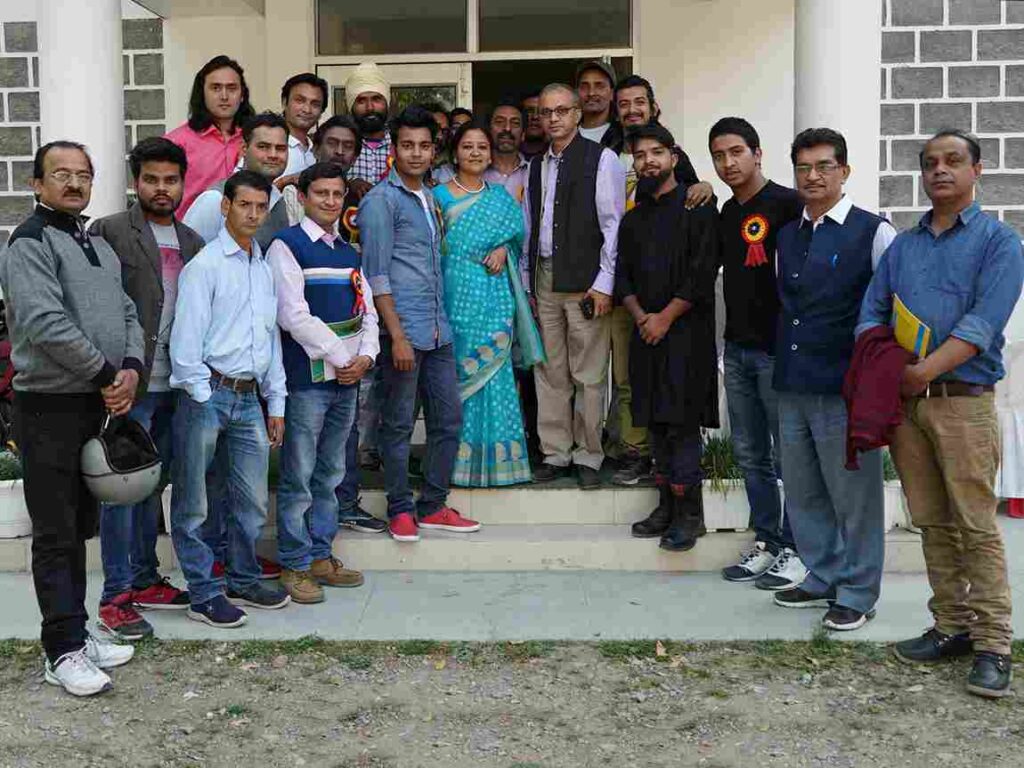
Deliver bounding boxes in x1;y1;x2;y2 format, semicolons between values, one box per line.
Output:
389;512;420;542
97;593;153;641
418;507;481;533
132;577;189;610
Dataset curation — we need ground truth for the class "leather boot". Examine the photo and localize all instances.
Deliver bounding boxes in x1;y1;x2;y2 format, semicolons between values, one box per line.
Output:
659;488;698;552
631;483;672;538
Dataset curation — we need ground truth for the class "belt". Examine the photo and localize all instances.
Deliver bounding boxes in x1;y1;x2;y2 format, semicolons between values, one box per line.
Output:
921;380;994;398
210;369;258;393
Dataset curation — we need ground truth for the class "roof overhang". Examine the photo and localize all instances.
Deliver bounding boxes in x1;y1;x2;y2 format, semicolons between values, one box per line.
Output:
132;0;265;18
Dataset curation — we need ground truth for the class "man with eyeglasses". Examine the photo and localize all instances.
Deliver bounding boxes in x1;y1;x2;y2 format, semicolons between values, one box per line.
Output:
0;141;144;696
770;128;896;632
522;83;626;490
520;89;548;160
859;130;1023;698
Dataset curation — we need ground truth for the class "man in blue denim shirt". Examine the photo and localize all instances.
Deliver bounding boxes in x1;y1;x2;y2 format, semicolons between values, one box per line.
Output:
858;130;1023;699
359;106;480;542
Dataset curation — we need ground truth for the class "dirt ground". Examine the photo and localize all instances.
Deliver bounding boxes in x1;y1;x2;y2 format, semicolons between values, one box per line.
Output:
0;636;1020;768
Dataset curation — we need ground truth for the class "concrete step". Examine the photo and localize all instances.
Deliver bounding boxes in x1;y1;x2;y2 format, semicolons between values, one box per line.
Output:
0;526;927;574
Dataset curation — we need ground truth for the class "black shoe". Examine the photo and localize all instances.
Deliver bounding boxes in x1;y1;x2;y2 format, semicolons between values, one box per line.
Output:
577;465;601;490
773;586;836;609
631;484;672;538
894;628;973;664
339;502;388;533
227;584;291;610
967;652;1013;699
822;604;876;631
611;454;652;486
659;489;698;552
358;448;381;471
533;463;570;483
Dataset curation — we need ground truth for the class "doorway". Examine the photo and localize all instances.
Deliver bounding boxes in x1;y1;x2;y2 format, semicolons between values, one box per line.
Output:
317;63;473;116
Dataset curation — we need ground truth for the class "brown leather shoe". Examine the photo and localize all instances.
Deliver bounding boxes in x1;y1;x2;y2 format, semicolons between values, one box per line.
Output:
311;557;365;588
280;569;324;604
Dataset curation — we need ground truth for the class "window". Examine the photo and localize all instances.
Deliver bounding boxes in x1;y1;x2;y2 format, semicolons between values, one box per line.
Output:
333;85;458;116
479;0;631;52
317;0;467;55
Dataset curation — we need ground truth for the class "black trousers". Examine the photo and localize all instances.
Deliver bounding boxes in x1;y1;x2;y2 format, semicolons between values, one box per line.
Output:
649;424;702;490
14;392;105;662
515;367;541;459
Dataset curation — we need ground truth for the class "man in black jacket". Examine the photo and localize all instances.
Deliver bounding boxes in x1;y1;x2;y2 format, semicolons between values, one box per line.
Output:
89;137;204;640
522;84;626;490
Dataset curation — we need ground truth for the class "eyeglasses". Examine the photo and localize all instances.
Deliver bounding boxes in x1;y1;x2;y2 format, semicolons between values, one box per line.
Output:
794;161;842;177
49;170;94;185
539;106;577;120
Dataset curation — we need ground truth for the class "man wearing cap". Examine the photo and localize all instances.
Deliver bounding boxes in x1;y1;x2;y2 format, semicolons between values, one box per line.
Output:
346;63;393;195
576;60;622;150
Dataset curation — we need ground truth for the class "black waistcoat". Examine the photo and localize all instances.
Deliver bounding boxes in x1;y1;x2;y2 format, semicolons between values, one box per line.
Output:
527;134;604;293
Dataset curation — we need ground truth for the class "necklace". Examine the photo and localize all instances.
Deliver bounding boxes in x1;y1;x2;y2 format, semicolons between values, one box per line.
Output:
453;175;485;194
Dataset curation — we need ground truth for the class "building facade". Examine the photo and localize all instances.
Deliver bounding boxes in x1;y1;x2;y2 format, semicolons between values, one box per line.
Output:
0;0;1022;242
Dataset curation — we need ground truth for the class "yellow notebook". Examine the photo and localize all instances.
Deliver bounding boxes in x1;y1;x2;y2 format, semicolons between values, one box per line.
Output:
892;294;931;359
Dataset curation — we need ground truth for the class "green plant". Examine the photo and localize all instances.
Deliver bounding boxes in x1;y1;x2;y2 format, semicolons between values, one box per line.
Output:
701;434;742;494
882;448;899;482
0;451;22;481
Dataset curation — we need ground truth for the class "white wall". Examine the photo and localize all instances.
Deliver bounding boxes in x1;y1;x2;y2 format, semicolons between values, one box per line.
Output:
637;0;796;200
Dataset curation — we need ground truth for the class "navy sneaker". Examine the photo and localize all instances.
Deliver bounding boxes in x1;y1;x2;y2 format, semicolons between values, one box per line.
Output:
227;583;291;610
187;594;247;628
339;501;388;533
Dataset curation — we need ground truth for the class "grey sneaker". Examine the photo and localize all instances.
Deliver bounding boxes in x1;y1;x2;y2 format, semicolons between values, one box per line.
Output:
721;541;776;582
44;648;112;697
754;548;808;591
227;583;291;610
611;454;652;486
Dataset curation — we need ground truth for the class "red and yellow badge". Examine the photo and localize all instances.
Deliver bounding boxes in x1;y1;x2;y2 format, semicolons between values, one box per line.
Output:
351;268;365;316
741;213;770;267
341;206;359;244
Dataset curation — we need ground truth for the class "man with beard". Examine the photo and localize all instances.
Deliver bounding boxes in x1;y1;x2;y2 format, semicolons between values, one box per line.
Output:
1;141;142;695
347;64;392;195
606;74;713;487
520;90;548;160
615;124;719;552
576;61;619;148
185;112;290;251
275;72;329;187
88;138;205;640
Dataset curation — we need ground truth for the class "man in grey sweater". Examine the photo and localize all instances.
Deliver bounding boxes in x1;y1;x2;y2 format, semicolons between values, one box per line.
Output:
0;141;144;697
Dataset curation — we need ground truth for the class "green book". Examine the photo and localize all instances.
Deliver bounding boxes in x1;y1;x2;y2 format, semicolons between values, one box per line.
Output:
309;316;364;383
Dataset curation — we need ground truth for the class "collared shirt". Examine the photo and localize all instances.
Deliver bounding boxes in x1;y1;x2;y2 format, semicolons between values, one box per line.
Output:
521;140;626;295
283;133;316;177
267;216;380;370
857;202;1024;385
166;122;244;216
169;227;287;416
359;168;451;350
483;154;530;202
349;133;392;184
800;195;897;270
183;182;284;245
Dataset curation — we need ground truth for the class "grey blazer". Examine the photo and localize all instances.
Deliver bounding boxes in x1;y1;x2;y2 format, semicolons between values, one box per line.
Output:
89;202;204;393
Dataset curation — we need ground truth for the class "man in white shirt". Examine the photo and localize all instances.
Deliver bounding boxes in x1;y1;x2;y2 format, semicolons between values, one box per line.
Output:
275;72;328;186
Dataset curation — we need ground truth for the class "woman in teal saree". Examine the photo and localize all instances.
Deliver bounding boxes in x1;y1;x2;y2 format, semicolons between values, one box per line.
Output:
437;120;545;487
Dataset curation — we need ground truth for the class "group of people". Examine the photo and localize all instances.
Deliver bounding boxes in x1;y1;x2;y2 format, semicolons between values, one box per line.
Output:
2;53;1020;701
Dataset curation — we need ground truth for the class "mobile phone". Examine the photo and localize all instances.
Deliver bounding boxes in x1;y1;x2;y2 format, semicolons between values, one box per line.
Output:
579;295;595;320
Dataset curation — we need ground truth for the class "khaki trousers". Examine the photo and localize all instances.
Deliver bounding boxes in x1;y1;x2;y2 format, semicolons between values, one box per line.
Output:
533;259;611;470
608;306;649;457
890;393;1012;654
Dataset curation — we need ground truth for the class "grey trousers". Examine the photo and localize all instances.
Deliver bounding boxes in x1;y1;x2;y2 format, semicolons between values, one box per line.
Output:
778;392;885;614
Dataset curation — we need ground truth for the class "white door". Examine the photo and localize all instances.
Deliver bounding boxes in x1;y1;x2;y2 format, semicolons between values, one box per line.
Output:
317;63;472;116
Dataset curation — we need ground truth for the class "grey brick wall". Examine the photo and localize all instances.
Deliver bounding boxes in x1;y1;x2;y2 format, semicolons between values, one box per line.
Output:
882;0;1024;234
0;18;165;246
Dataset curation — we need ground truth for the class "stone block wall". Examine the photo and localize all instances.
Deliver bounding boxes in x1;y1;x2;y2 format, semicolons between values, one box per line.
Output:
882;0;1024;233
0;18;165;245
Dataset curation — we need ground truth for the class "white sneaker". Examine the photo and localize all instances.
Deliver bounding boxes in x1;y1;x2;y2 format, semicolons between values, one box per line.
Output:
721;541;776;582
44;648;113;697
84;634;135;669
755;547;809;591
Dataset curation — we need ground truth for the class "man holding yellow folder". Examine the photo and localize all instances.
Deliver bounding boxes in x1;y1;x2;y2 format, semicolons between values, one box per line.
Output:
857;130;1024;699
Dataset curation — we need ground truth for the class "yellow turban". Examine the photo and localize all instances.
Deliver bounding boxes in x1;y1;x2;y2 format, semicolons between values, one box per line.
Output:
344;63;391;111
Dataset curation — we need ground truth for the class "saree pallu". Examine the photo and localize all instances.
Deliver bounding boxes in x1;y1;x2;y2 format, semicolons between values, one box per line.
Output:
440;184;540;487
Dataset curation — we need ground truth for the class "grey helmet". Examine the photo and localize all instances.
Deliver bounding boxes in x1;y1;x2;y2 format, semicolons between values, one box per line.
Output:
81;414;161;505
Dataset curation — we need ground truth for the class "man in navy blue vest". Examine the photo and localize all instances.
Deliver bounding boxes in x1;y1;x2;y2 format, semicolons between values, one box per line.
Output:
771;128;896;631
268;163;380;604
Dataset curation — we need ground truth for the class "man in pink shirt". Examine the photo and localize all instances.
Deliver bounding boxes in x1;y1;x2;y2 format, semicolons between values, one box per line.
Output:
166;55;256;215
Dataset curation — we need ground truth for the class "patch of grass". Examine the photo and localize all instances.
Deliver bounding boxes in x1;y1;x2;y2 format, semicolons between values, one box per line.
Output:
0;639;38;667
225;703;249;717
235;635;326;660
502;641;556;662
706;688;731;699
394;639;443;656
1012;641;1024;664
597;640;657;659
809;625;842;656
341;654;374;670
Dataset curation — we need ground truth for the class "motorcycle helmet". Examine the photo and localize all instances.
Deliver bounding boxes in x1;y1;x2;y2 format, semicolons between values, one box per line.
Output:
81;413;161;505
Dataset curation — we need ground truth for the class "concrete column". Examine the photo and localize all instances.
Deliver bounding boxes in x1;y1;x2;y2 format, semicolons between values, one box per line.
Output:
38;0;125;218
795;0;882;212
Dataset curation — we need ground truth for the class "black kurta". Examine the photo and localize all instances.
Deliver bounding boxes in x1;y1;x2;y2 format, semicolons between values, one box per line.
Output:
615;184;720;432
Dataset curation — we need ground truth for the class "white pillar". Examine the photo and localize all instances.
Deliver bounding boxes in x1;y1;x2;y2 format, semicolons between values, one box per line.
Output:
795;0;882;212
38;0;125;219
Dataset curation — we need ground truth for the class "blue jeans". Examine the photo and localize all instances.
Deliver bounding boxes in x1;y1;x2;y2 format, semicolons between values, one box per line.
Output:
277;385;358;570
170;387;270;605
99;390;175;602
778;392;884;614
724;342;793;553
377;339;462;518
